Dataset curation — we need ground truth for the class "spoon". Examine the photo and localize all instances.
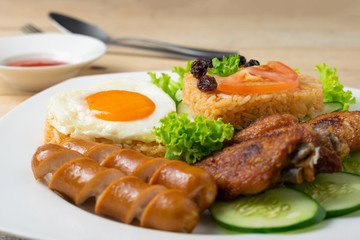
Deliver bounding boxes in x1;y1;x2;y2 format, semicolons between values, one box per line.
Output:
49;12;239;59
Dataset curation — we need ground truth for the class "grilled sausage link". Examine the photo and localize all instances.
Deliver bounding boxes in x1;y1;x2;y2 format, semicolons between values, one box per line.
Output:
32;143;199;233
61;138;217;212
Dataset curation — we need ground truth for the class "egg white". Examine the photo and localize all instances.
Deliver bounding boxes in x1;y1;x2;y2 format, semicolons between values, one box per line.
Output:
47;78;176;143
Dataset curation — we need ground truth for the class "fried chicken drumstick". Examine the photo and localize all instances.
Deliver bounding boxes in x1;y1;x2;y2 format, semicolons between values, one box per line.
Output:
196;111;359;200
233;111;360;153
195;124;342;200
304;111;360;152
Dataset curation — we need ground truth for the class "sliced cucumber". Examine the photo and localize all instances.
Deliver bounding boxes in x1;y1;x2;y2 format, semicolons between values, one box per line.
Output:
318;102;344;115
209;187;325;233
175;89;183;102
176;102;195;121
342;151;360;175
293;172;360;218
300;102;343;122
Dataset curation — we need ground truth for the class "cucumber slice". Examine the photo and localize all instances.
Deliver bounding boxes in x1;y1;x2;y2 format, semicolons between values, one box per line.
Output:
301;102;343;122
343;151;360;175
209;187;325;233
293;172;360;218
176;102;194;121
318;102;344;115
175;89;183;102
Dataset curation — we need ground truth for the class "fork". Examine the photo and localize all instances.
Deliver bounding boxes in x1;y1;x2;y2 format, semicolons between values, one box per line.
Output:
20;23;235;59
21;23;43;33
20;23;192;60
20;24;195;59
20;24;198;59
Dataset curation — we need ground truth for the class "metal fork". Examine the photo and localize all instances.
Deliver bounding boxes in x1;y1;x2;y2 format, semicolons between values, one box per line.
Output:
20;23;235;59
21;23;43;33
20;24;199;59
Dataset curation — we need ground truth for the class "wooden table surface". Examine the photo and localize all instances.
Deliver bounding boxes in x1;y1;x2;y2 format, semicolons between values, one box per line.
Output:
0;0;359;239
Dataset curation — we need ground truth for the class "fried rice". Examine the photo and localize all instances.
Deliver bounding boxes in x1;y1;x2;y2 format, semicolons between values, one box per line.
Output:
182;72;324;129
43;119;166;158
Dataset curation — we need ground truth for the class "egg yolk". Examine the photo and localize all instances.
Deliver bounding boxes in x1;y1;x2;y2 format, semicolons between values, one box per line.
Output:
86;90;156;122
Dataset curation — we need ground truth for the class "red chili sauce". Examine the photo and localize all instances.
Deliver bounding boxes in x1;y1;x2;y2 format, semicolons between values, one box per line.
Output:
6;58;68;67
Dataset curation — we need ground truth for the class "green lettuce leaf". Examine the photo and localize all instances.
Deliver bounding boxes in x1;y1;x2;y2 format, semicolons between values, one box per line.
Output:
293;68;301;74
148;61;192;106
315;63;356;110
152;112;234;164
148;72;182;105
172;60;193;88
208;54;240;76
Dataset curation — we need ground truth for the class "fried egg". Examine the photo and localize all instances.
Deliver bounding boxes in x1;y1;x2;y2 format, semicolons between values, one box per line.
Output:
47;78;176;143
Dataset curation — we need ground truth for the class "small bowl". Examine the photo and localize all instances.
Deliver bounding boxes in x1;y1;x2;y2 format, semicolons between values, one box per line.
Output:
0;33;106;91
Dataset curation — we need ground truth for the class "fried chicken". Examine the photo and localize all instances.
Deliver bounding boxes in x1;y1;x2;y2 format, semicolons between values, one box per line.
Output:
196;111;360;200
195;124;342;200
303;111;360;152
232;114;298;143
232;112;353;158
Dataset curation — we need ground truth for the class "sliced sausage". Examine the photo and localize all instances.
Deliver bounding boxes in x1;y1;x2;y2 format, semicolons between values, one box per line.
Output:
84;144;122;164
48;158;124;205
101;149;152;175
141;189;199;233
32;144;200;232
150;160;217;212
95;176;167;224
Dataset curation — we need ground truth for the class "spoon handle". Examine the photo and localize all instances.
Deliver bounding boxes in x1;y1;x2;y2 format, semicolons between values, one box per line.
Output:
109;38;238;59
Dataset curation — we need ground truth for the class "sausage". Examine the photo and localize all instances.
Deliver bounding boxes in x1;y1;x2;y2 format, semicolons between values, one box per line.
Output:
140;189;199;233
32;143;199;233
61;138;217;212
84;144;122;164
32;143;67;173
49;158;125;205
32;143;83;180
101;149;152;175
132;158;168;182
61;138;101;155
149;160;217;212
95;176;167;224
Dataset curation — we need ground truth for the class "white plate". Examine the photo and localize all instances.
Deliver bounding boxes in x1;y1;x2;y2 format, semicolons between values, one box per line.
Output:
0;71;359;240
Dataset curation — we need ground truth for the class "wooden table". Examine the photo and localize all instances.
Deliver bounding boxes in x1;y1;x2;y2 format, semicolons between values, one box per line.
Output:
0;0;359;239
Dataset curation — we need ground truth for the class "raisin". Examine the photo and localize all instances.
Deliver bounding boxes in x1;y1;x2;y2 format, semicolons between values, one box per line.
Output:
244;59;260;68
207;58;213;68
191;58;209;78
239;55;247;66
197;75;217;91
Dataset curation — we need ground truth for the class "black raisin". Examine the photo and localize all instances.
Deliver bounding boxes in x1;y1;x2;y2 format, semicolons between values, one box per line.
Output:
239;55;247;66
191;58;209;78
244;59;260;68
207;58;213;68
201;58;213;68
197;75;217;91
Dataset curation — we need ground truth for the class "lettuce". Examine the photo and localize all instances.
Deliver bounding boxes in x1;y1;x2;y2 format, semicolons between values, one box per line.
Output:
208;54;240;77
148;72;182;105
148;61;193;105
172;60;193;87
315;63;356;110
152;112;234;164
293;68;301;74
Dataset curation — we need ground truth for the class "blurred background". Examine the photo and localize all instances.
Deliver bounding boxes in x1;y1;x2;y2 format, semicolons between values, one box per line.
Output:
0;0;357;117
0;0;358;73
0;0;358;121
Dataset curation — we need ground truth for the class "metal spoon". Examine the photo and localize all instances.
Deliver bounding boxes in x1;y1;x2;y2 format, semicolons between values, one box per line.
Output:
49;12;238;59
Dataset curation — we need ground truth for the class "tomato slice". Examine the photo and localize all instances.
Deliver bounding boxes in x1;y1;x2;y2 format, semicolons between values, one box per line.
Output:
217;61;299;94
